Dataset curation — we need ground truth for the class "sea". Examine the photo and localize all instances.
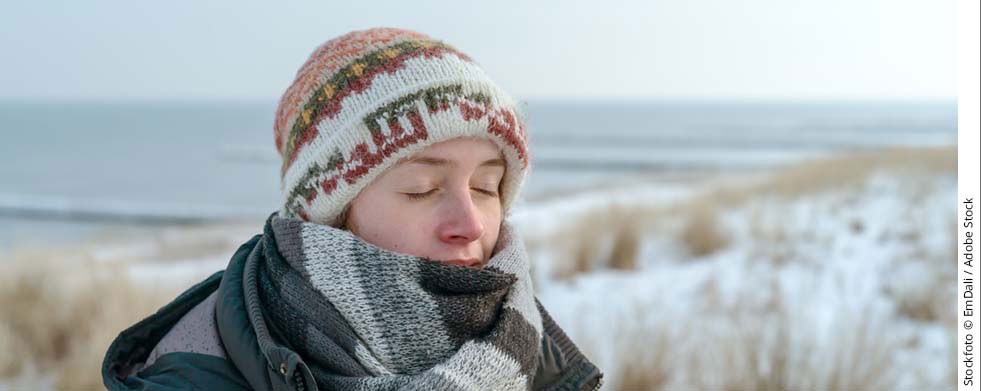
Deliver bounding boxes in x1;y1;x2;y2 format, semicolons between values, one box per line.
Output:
0;100;957;251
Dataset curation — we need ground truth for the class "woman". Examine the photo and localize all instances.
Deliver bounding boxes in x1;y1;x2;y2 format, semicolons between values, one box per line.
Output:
102;27;602;391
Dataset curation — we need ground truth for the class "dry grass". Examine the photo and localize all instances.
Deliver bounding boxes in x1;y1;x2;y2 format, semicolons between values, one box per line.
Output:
612;277;904;390
708;145;955;206
0;251;178;389
677;201;729;258
683;310;898;391
529;202;658;281
883;222;958;328
553;271;911;390
609;308;672;390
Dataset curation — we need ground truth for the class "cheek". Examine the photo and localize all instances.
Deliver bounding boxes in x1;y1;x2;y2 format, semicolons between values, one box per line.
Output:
480;207;503;256
353;195;433;254
358;219;412;254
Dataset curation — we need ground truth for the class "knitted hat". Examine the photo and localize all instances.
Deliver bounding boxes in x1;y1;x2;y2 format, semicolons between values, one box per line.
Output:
274;27;531;227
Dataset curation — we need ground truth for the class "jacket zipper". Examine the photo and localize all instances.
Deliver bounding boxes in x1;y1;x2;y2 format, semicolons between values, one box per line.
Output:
293;369;307;391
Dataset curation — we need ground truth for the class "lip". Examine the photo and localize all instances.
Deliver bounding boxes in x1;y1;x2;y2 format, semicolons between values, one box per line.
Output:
444;258;480;268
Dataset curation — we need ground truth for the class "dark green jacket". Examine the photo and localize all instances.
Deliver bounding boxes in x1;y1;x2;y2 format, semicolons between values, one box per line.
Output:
103;235;602;391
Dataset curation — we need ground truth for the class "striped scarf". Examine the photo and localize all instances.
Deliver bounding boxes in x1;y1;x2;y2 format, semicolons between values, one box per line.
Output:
249;212;591;390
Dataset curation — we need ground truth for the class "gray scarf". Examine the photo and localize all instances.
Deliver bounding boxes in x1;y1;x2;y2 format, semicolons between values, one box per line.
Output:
247;212;595;390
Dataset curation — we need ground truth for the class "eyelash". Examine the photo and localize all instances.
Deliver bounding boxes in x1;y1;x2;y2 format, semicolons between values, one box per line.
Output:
404;188;498;200
405;190;437;200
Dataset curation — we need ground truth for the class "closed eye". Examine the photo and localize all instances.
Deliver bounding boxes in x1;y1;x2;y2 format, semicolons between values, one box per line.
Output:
473;188;499;197
403;189;437;200
403;188;498;200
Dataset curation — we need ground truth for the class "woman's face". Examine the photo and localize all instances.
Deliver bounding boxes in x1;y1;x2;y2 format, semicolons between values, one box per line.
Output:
344;137;505;268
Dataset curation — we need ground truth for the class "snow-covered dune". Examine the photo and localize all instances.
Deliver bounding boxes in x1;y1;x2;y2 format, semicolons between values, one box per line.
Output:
520;146;955;390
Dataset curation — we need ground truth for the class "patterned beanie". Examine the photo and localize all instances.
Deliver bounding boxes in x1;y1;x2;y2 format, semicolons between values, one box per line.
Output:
274;27;531;227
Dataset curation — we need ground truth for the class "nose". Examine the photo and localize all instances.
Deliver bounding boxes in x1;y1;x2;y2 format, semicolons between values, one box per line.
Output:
437;187;485;245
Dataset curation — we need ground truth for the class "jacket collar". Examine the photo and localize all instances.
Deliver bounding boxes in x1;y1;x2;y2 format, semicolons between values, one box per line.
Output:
216;234;314;391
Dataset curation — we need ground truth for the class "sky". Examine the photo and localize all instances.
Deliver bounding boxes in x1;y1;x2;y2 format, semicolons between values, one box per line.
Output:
0;0;958;101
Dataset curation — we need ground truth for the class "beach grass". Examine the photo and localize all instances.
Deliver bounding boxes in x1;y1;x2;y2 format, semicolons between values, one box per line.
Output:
0;251;179;389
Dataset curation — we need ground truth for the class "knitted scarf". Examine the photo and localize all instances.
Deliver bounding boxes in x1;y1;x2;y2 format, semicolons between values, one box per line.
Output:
245;212;598;390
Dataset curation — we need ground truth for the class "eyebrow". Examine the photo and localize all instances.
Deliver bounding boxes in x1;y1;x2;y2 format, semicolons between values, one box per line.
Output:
401;156;506;168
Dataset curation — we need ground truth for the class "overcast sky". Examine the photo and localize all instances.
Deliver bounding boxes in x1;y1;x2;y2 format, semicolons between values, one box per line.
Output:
0;0;957;101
